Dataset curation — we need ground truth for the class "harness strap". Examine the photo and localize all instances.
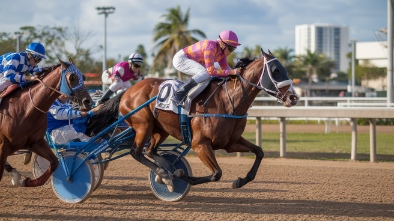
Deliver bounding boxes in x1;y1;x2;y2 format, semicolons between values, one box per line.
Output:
189;113;248;119
200;78;227;107
223;79;237;115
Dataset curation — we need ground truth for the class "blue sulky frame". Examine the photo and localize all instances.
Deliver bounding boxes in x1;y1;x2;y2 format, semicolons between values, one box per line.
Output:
38;96;193;203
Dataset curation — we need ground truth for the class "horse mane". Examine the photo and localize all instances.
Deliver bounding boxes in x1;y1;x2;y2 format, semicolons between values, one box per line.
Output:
19;64;62;89
85;91;126;137
234;56;256;69
37;64;61;78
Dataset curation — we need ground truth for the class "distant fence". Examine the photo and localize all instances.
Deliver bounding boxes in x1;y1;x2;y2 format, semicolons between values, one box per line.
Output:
253;96;388;107
247;106;394;162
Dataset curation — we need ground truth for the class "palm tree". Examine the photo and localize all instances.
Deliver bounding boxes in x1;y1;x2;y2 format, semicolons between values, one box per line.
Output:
152;5;206;80
272;47;294;68
295;50;335;97
241;45;262;59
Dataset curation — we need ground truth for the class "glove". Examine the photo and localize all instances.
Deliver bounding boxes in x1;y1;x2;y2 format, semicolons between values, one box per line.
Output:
233;68;241;75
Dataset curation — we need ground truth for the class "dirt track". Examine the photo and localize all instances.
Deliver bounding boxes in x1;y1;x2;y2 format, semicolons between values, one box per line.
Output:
1;154;393;221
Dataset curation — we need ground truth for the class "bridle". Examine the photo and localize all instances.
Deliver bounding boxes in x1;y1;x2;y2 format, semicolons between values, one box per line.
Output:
29;64;85;113
197;56;297;117
235;56;295;104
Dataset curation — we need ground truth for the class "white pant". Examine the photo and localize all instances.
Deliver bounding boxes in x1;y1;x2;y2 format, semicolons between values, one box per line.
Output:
0;73;13;93
101;71;132;93
50;125;91;144
172;50;210;83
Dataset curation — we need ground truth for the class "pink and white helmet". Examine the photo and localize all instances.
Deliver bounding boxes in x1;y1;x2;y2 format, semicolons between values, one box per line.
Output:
217;30;241;47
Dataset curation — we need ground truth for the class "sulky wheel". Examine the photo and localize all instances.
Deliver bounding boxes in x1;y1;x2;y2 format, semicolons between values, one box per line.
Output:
148;151;192;202
91;154;104;191
33;153;104;191
51;151;95;203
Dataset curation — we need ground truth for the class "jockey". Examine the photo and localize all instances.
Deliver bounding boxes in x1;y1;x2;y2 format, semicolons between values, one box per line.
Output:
172;30;242;105
97;52;144;105
47;94;95;144
0;42;47;93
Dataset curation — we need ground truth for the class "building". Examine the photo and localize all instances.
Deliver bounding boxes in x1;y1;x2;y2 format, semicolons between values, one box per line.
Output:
295;24;349;73
356;41;387;93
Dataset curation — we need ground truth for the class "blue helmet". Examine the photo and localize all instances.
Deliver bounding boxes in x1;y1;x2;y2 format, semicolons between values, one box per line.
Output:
26;42;47;59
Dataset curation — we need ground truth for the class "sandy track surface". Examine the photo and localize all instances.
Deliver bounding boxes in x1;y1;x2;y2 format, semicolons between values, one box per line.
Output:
1;154;393;221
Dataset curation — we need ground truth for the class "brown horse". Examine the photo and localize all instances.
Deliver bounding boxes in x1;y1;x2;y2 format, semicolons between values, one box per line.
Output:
0;59;93;187
116;50;299;191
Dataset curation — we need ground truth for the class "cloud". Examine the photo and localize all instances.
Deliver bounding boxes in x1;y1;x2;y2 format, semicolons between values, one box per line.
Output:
0;0;387;64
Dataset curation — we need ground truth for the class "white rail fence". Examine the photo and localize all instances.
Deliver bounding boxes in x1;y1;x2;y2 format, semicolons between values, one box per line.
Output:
253;96;389;107
246;105;394;163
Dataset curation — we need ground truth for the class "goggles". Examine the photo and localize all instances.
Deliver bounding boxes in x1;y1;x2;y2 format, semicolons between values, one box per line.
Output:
31;54;42;63
218;35;237;52
227;44;236;52
133;63;142;68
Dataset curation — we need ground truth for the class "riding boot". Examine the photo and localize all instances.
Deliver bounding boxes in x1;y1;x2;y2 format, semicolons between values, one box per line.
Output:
97;89;114;105
172;79;197;106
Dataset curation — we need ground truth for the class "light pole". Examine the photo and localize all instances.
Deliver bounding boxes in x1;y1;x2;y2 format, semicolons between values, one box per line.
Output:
351;40;356;97
14;31;26;52
387;0;393;104
96;6;115;91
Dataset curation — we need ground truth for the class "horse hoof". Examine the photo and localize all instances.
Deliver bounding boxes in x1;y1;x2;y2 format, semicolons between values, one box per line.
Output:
23;152;32;165
10;169;21;187
161;177;174;192
173;169;184;177
155;175;164;184
232;178;242;189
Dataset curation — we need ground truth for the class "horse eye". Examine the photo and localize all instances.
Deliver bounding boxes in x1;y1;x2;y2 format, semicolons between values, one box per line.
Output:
273;69;280;75
69;74;76;81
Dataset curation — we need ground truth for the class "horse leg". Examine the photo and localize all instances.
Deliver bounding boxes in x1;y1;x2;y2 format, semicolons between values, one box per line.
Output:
23;139;59;187
179;142;223;185
146;130;185;184
145;130;178;172
225;136;264;188
0;143;21;186
130;126;176;191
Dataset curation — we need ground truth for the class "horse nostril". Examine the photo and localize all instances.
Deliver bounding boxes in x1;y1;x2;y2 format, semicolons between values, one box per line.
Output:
290;95;298;101
83;98;92;106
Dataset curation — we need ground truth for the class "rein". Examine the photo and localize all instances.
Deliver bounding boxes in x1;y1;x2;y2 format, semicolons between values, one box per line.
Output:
28;66;77;113
29;88;46;113
236;57;291;103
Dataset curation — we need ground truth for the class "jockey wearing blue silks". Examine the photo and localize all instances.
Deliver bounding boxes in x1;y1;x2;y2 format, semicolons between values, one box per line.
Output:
47;94;95;144
0;42;47;104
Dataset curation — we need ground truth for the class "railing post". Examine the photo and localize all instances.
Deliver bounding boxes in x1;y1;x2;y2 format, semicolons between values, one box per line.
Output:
279;117;286;157
256;117;262;147
369;118;377;162
350;118;358;160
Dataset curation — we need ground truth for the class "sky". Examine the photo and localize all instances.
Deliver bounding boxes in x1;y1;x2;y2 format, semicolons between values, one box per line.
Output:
0;0;388;63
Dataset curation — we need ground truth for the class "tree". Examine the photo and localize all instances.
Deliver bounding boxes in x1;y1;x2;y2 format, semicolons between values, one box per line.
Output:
295;50;336;96
152;5;206;80
0;25;101;75
241;45;262;59
272;47;294;68
135;44;150;77
354;60;386;87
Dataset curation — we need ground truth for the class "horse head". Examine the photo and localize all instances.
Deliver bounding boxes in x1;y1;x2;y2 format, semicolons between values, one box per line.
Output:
58;59;93;111
239;49;299;107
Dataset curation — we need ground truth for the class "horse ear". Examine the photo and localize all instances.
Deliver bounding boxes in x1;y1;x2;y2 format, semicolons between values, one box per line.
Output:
69;58;74;64
261;48;267;57
268;49;274;56
58;57;69;69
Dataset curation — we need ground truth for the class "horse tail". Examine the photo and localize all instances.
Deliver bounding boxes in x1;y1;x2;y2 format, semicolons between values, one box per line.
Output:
85;91;125;137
